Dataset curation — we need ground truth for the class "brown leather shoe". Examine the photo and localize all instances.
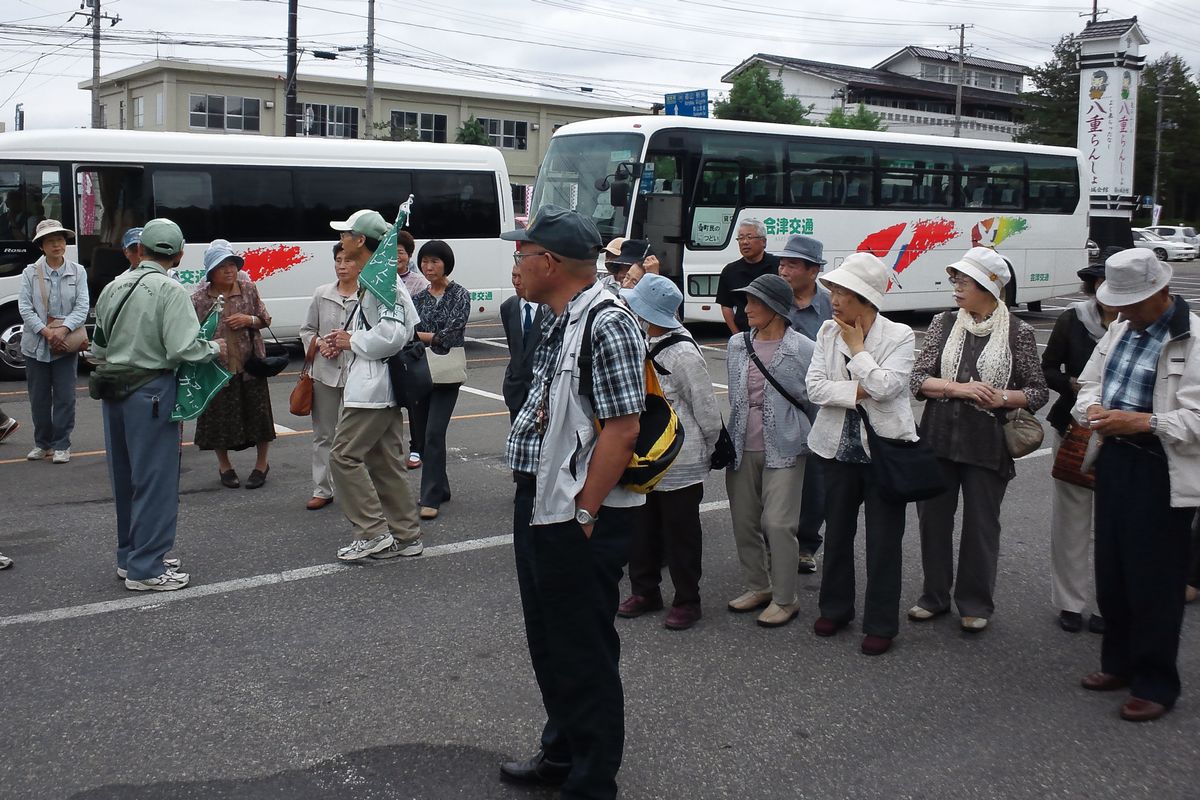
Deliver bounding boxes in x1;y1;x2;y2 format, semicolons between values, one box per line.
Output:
306;496;333;510
1080;671;1129;692
861;635;893;656
1120;697;1170;722
727;590;772;613
617;594;663;618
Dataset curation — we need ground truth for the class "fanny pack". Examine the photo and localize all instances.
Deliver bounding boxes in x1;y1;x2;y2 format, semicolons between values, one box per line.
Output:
88;363;166;401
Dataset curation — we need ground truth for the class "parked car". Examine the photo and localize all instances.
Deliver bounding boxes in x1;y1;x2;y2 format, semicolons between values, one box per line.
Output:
1087;239;1099;262
1132;228;1197;261
1145;224;1199;250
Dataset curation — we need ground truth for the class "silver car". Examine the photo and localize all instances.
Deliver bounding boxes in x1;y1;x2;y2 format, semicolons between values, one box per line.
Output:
1132;228;1198;261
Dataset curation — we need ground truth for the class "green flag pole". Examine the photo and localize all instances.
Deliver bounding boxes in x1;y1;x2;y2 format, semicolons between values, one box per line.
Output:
172;296;233;422
358;195;414;309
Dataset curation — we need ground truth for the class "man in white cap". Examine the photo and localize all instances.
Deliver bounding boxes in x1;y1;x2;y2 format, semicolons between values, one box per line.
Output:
1074;248;1200;722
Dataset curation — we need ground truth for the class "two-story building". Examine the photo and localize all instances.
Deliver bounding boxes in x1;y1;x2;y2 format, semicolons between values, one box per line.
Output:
723;47;1029;141
81;59;648;210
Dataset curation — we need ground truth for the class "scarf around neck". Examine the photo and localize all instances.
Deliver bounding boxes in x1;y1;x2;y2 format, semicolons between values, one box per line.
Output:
1071;299;1108;341
940;303;1012;390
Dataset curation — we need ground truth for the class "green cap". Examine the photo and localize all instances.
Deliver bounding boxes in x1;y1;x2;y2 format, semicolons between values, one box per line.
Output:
329;209;391;241
139;218;185;256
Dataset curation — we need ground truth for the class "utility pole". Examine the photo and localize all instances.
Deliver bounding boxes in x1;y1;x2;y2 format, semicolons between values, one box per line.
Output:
950;23;972;138
1151;83;1180;221
364;0;375;138
70;1;121;129
285;0;299;136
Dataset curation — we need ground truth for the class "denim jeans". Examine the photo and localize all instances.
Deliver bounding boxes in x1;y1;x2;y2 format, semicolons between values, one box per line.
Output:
26;355;77;450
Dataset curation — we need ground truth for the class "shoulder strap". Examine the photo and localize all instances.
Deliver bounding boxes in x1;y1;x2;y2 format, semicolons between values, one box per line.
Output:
577;298;622;405
36;263;50;321
648;333;700;375
95;269;156;347
746;331;803;409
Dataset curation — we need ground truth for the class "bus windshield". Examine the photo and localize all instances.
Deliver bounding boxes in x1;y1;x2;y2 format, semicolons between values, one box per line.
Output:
530;132;643;243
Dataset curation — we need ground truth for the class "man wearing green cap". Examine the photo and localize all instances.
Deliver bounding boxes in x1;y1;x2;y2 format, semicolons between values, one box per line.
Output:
499;204;645;800
92;217;227;591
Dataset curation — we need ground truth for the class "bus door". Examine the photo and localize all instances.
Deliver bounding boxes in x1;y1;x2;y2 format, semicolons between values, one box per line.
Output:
74;164;146;297
631;152;686;280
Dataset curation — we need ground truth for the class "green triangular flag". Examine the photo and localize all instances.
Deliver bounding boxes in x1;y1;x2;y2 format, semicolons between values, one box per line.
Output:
358;195;414;309
172;302;233;422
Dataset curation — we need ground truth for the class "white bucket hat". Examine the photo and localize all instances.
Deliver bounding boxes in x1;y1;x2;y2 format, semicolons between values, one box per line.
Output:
1096;248;1172;307
819;252;888;308
947;246;1010;299
32;219;75;243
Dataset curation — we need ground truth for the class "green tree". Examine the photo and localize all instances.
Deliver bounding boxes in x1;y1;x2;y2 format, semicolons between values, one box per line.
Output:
455;115;492;146
367;120;420;141
1014;35;1080;147
1132;54;1200;226
713;63;812;125
822;103;887;131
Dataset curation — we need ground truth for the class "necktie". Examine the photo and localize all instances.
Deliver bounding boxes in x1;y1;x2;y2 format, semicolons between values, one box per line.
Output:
523;303;533;334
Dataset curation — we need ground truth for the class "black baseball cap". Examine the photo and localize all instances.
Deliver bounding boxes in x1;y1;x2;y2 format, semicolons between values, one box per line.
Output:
608;239;653;266
501;204;602;260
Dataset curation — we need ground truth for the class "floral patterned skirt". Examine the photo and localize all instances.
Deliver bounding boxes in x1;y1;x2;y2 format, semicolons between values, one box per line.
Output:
194;374;276;451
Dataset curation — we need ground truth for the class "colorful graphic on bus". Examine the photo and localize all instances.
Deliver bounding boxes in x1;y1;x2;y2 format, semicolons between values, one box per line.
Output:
970;216;1029;248
856;218;959;278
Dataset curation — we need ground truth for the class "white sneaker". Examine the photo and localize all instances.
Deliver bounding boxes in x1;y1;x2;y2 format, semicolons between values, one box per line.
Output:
370;538;424;559
52;449;71;464
0;418;19;444
0;552;12;569
125;570;190;592
26;447;48;461
117;557;181;580
337;533;394;562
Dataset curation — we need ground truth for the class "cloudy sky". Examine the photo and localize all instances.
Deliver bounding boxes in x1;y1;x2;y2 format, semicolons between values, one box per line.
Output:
1;0;1197;130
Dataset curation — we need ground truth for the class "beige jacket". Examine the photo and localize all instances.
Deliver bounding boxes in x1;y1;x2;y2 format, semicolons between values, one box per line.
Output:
299;282;358;388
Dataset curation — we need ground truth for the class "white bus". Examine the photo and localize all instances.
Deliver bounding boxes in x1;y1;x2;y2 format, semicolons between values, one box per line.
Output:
0;129;515;379
529;116;1089;322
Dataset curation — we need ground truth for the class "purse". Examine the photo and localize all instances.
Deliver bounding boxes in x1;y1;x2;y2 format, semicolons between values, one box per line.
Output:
37;264;89;354
289;337;318;416
353;302;433;407
858;405;948;504
1003;407;1045;458
1051;421;1096;489
243;323;289;378
427;346;467;385
709;423;736;470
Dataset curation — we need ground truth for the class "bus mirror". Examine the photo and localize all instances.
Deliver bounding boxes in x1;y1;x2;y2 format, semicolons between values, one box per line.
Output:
609;179;629;208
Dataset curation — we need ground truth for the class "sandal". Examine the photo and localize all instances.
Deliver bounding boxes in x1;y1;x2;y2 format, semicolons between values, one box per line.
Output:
220;469;240;489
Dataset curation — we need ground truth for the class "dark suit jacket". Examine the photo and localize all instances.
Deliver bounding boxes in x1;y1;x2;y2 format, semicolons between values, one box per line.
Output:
500;295;545;416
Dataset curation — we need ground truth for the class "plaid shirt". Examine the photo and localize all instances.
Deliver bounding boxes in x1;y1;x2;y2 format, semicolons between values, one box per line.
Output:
1102;304;1175;412
506;288;646;474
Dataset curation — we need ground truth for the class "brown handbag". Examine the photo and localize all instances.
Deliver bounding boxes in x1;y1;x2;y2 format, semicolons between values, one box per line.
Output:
37;264;89;354
1051;420;1096;490
289;337;318;416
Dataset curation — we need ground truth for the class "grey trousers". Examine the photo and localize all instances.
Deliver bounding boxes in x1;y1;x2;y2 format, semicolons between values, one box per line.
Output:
330;405;420;542
26;355;76;450
310;381;343;500
102;374;180;581
915;458;1009;619
726;451;804;607
1049;433;1095;615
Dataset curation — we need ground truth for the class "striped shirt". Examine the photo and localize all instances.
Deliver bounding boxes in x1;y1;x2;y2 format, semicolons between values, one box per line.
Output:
1102;305;1174;412
506;288;645;475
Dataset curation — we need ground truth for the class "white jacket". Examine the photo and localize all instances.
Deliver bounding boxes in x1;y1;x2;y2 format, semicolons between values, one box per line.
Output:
1073;297;1200;507
342;280;419;409
806;315;917;459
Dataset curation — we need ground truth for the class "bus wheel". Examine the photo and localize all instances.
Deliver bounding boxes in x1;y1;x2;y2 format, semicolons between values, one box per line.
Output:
1027;301;1042;312
0;308;26;381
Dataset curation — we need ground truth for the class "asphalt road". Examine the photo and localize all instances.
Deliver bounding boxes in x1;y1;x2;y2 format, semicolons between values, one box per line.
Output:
3;268;1200;799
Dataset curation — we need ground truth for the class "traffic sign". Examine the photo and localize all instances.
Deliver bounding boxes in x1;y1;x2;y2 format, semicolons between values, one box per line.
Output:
664;90;709;118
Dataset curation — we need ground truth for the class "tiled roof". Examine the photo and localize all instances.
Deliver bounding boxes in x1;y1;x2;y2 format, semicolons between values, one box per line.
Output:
1076;16;1140;41
894;46;1028;75
731;54;1025;108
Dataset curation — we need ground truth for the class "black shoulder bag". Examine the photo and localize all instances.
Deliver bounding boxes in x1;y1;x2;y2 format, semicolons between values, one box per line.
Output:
856;404;947;504
88;271;165;402
354;300;432;408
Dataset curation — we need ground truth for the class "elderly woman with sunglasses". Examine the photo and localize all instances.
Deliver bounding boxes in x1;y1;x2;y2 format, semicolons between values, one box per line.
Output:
908;247;1048;633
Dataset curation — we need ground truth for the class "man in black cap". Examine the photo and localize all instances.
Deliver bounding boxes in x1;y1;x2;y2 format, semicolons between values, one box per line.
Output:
601;239;654;295
499;203;646;800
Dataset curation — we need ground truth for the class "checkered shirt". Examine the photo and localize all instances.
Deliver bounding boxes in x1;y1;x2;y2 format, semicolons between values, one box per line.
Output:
1102;304;1174;412
506;290;646;475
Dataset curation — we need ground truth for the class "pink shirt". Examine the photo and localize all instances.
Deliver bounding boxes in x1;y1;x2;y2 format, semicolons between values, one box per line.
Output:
744;337;782;452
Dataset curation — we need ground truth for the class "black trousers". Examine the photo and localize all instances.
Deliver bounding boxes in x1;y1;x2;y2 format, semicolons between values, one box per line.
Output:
513;477;632;800
796;457;826;555
628;483;704;606
409;383;460;508
819;458;907;638
1094;438;1193;707
1189;511;1200;588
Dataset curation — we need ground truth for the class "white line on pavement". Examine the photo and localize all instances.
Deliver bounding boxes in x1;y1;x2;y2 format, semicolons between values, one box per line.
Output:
460;385;506;402
273;423;296;434
466;336;511;350
2;451;1054;629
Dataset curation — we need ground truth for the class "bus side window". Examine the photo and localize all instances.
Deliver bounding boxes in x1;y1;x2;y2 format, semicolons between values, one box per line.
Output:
153;169;215;244
690;160;739;249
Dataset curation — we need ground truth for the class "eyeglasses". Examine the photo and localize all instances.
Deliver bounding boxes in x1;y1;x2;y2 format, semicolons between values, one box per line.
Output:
735;235;766;242
513;251;549;266
947;274;973;286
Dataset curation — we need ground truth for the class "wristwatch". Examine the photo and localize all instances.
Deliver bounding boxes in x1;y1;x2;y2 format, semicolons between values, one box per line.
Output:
575;507;598;526
1001;392;1010;406
1149;414;1159;433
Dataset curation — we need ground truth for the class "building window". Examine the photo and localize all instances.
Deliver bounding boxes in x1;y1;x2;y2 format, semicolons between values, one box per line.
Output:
133;96;144;128
477;117;528;150
302;103;359;138
189;93;263;133
390;111;447;143
155;93;163;125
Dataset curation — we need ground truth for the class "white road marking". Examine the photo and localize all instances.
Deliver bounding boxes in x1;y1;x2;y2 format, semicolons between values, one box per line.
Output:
0;441;1057;629
273;423;296;434
466;336;510;350
461;385;506;402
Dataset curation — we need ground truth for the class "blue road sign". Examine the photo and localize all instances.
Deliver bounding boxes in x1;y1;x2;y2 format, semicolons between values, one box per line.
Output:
664;90;709;118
